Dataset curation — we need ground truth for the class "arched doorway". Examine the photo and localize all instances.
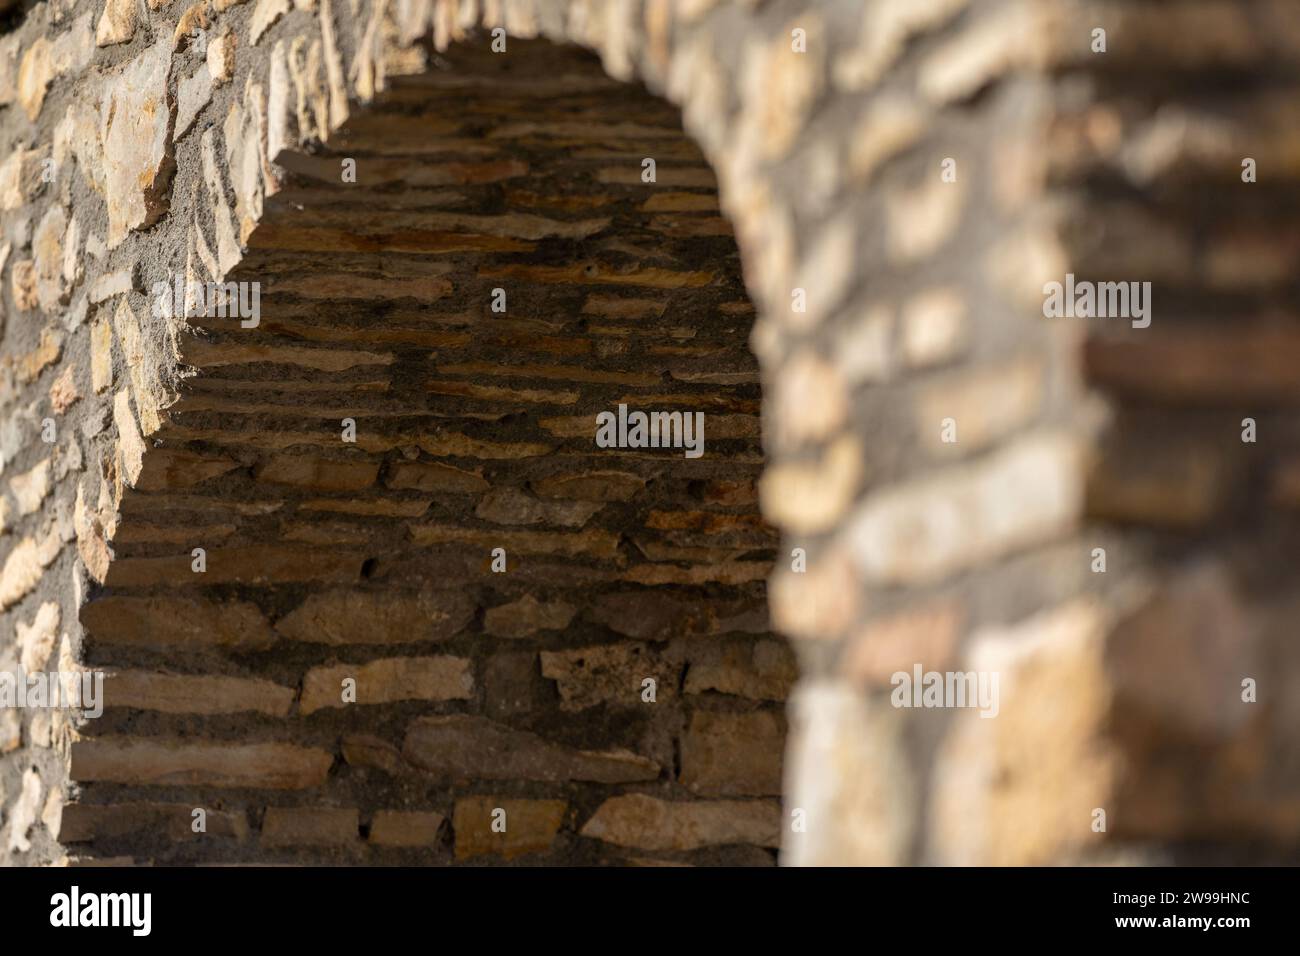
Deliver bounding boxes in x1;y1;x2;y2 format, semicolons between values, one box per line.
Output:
72;36;787;865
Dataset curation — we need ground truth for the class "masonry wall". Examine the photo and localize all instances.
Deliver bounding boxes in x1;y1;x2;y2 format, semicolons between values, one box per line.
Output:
69;40;788;864
2;0;1299;867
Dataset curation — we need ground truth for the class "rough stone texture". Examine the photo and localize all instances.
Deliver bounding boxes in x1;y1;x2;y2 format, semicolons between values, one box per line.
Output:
0;0;1292;870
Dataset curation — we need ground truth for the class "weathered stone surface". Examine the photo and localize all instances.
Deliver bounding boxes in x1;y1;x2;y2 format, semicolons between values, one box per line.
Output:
256;455;379;491
930;602;1115;866
112;390;145;486
386;460;488;494
81;596;277;650
782;681;916;866
70;740;333;789
540;642;669;711
474;488;603;528
300;656;473;714
10;459;51;516
587;591;765;641
261;807;358;847
680;710;785;796
369;810;444;847
483;594;576;638
683;639;796;700
17;601;60;673
105;672;295;716
59;803;249;843
843;601;963;687
845;433;1082;585
581;794;780;851
250;0;291;45
277;590;475;644
402;715;659;783
100;39;175;247
759;435;862;534
530;470;646;502
453;797;565;861
96;0;139;47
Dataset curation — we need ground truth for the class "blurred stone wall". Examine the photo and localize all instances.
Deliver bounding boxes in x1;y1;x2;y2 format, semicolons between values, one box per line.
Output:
0;0;1296;866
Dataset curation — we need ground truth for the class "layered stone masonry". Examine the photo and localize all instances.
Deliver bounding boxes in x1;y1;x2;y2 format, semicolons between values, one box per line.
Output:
0;0;1296;867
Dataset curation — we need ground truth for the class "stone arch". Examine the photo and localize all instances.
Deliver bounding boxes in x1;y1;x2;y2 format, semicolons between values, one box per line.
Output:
5;0;1297;867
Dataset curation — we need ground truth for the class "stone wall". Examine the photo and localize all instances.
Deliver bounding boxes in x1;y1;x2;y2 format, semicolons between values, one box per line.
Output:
1;0;1297;866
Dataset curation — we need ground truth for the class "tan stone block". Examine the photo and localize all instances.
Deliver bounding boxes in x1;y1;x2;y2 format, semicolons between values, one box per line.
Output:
484;594;576;638
843;601;964;687
369;810;444;848
683;639;796;701
386;460;488;494
277;590;475;645
105;672;295;716
681;711;785;796
915;356;1044;455
530;470;646;502
10;459;51;516
81;596;277;650
402;714;659;784
300;656;473;714
759;435;862;535
885;172;966;264
70;739;333;789
581;794;780;851
540;643;669;711
59;803;249;843
261;807;358;847
900;287;966;367
846;432;1082;585
453;797;565;861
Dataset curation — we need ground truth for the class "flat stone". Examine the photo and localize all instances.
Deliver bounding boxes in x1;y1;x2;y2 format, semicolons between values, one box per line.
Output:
581;794;780;851
80;596;277;650
300;656;473;714
402;714;659;784
70;739;334;789
100;39;175;247
681;710;785;796
453;797;565;861
483;594;576;638
277;590;475;645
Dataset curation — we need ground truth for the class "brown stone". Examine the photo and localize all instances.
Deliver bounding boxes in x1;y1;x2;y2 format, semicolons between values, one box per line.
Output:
402;714;659;784
385;460;489;494
681;710;785;796
474;488;603;528
483;594;576;638
81;596;277;651
453;797;565;861
70;739;333;789
256;456;380;491
277;590;475;645
369;810;444;847
580;795;780;851
683;639;796;700
530;470;647;502
300;656;473;714
105;672;296;716
261;807;359;847
59;803;249;843
540;643;670;711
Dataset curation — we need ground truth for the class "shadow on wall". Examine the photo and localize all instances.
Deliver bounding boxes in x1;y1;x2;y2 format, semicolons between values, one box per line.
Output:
71;40;791;865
